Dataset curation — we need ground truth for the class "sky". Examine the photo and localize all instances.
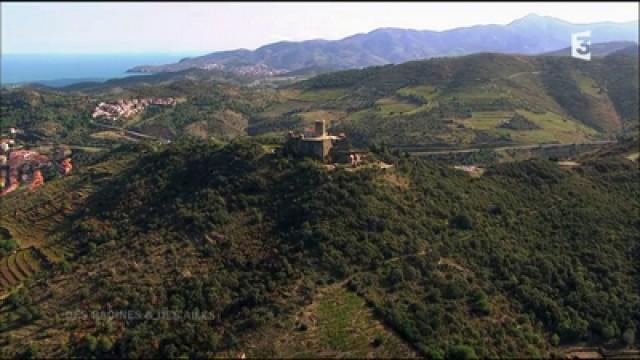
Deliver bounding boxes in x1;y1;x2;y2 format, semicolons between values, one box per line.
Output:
1;2;638;54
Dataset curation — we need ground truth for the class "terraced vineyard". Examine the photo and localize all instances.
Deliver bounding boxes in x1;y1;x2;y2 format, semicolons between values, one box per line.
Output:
0;183;82;296
0;248;44;295
0;147;139;298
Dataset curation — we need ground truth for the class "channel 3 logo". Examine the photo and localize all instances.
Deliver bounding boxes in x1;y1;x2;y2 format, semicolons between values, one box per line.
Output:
571;31;591;61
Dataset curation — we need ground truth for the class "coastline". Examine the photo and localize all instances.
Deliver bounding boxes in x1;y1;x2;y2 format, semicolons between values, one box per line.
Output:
0;52;202;88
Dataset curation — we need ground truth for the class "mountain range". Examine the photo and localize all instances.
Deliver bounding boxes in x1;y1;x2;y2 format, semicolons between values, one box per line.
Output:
128;14;639;75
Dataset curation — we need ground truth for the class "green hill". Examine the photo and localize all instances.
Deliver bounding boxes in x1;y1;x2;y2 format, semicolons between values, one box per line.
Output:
250;52;638;147
1;80;279;145
0;137;637;358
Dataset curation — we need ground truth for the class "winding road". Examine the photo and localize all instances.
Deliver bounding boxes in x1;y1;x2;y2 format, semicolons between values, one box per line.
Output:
405;140;616;157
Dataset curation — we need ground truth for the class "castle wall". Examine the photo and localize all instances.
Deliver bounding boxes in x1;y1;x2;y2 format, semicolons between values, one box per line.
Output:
297;138;332;160
284;124;357;163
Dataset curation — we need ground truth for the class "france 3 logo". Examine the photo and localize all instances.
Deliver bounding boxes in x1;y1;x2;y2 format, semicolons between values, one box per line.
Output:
571;31;591;61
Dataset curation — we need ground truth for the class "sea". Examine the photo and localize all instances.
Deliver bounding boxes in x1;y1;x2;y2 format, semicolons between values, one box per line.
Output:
0;53;205;87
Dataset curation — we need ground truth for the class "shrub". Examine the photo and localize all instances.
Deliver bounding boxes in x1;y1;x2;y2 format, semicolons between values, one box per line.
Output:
445;345;478;360
622;327;636;346
0;238;18;257
371;335;384;348
450;214;473;230
97;336;113;353
60;260;72;273
471;291;491;316
84;335;98;352
24;344;39;359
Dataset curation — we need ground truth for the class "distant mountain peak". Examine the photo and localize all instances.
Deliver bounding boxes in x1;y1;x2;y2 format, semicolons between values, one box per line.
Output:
508;13;564;26
520;13;546;20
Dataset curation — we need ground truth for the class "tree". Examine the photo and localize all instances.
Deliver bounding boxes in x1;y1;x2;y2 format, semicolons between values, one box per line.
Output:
623;327;636;346
25;344;39;359
60;260;72;273
208;333;221;351
402;263;420;281
445;345;478;360
600;322;617;340
471;291;491;316
418;344;444;359
371;335;384;348
7;291;26;309
84;335;98;353
88;242;97;255
450;214;473;230
389;268;405;284
97;336;113;353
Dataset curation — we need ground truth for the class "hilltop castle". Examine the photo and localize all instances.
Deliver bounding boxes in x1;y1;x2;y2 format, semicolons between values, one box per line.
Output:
283;120;364;166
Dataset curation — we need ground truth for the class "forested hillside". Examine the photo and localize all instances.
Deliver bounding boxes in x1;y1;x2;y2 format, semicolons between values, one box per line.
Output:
1;81;279;145
0;137;637;358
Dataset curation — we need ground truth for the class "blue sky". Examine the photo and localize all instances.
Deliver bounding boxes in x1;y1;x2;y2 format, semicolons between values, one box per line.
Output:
1;2;638;54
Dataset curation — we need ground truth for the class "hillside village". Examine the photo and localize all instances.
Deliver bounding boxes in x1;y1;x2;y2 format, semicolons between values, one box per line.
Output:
91;97;177;121
0;128;72;196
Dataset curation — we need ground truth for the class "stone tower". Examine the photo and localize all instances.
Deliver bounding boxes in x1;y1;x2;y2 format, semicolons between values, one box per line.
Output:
314;120;326;138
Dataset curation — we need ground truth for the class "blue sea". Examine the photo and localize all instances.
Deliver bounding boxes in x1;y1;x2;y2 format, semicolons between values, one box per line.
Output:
1;53;205;87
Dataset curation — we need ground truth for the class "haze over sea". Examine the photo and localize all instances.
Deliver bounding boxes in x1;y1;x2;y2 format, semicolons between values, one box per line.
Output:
0;53;204;87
